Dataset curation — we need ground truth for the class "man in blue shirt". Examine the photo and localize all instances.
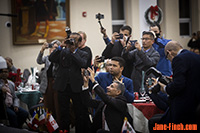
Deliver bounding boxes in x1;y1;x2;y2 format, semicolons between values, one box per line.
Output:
95;57;134;103
150;23;172;76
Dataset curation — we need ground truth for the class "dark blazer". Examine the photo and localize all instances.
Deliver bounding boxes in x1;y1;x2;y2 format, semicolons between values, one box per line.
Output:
95;72;134;103
160;49;200;124
122;46;160;92
49;48;88;93
82;83;127;133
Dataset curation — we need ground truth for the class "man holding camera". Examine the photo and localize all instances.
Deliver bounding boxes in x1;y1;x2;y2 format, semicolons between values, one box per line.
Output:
37;40;61;123
49;33;88;132
150;23;172;76
122;31;160;92
94;57;134;103
101;25;135;78
155;41;200;126
78;31;92;68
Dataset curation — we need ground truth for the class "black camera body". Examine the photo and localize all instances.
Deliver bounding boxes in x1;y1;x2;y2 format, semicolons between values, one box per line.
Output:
116;33;123;39
47;43;53;48
97;56;105;62
96;13;104;20
130;40;137;47
146;67;170;85
65;38;75;45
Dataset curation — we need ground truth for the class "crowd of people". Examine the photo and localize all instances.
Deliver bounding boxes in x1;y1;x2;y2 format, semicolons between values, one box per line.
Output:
1;22;200;133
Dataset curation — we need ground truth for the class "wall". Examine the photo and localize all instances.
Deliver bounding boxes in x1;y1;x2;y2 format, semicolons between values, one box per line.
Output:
0;0;112;71
1;0;200;72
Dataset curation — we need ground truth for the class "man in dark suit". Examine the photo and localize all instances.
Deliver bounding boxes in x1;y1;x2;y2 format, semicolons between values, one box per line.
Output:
49;32;88;132
158;41;200;126
122;31;160;92
82;67;127;133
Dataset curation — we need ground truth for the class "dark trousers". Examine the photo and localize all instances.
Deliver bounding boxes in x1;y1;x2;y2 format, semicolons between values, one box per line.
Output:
6;106;29;128
58;84;88;133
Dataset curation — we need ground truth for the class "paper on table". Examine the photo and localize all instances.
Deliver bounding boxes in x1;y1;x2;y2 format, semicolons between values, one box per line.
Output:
22;90;38;92
134;99;146;103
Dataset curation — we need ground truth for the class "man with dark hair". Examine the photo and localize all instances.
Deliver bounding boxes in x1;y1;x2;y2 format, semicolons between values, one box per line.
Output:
101;25;135;78
78;31;93;68
102;25;132;58
150;22;172;76
122;31;160;92
95;56;134;103
49;32;88;132
82;67;127;133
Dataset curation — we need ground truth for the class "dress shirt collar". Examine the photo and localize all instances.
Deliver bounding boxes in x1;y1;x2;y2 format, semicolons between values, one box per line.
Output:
177;49;183;55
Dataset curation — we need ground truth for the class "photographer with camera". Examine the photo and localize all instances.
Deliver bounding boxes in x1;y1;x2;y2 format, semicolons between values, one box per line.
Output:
122;31;160;92
147;41;200;131
101;25;136;78
36;40;61;123
150;22;172;77
49;33;88;132
78;31;92;68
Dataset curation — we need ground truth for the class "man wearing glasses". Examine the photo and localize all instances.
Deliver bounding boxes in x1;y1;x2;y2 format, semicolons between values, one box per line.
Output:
122;31;160;92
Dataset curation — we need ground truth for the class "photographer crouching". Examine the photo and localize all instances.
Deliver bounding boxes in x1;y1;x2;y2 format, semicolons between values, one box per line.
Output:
49;32;88;133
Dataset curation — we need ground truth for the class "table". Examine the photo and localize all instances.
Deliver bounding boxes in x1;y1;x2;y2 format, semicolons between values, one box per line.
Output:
133;102;164;120
127;102;164;133
16;90;42;109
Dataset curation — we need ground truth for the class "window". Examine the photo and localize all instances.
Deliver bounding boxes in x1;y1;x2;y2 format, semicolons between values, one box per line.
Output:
111;0;125;32
179;0;191;36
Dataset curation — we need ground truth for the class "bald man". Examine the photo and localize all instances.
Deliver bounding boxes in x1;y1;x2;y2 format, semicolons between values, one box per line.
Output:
158;41;200;125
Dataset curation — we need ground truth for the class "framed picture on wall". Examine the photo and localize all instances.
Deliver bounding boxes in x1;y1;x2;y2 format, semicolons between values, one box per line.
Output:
12;0;70;45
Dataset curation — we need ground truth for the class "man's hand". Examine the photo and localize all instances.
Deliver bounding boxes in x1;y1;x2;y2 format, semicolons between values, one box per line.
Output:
158;81;167;93
60;40;67;48
114;77;124;83
41;42;48;53
82;68;89;88
87;67;95;83
14;106;19;112
93;55;101;67
2;84;9;93
111;32;118;44
135;41;142;51
146;77;159;88
100;28;107;38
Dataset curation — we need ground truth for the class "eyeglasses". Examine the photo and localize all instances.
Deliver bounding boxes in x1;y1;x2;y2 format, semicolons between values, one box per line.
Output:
141;38;152;41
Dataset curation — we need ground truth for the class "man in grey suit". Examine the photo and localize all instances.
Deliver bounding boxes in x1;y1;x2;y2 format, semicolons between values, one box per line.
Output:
122;31;160;92
49;33;88;133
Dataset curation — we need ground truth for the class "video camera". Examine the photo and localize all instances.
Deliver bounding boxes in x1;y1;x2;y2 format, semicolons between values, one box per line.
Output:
95;13;104;29
64;38;75;45
146;67;171;85
145;67;171;93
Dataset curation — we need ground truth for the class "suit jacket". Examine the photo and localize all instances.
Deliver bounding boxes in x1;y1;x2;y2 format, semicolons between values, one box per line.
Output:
122;46;160;92
102;41;135;78
95;72;134;103
161;49;200;124
82;83;127;133
49;47;88;93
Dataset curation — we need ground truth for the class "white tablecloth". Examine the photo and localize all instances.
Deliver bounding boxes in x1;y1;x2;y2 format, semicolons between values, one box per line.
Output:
127;103;149;133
